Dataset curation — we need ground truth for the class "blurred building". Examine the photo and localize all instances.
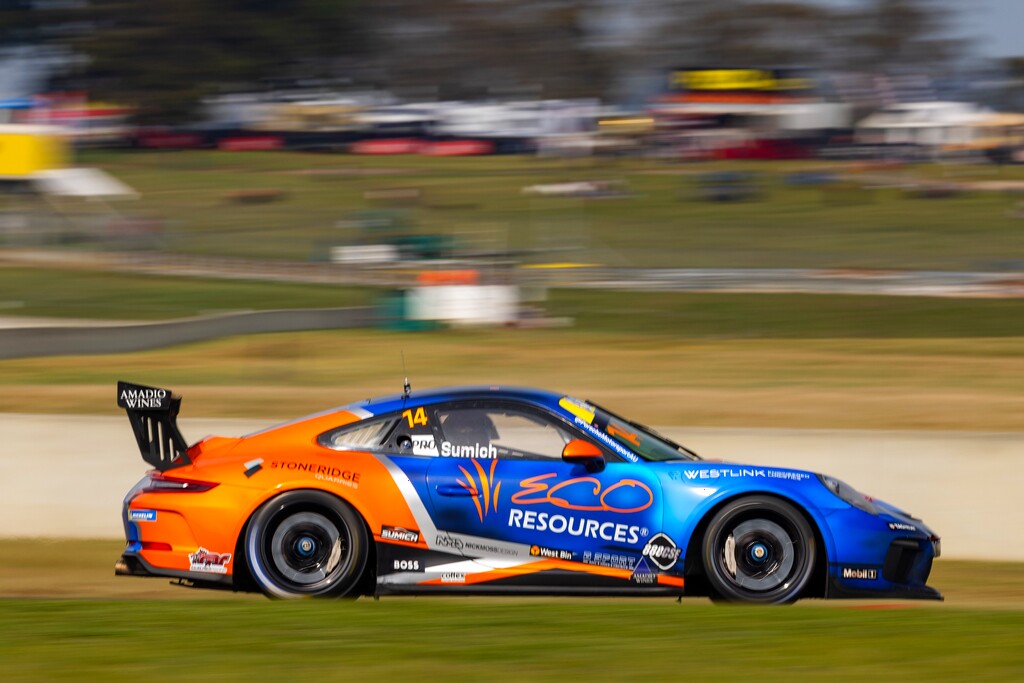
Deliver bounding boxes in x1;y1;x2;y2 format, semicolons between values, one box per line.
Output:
649;68;852;159
856;101;993;150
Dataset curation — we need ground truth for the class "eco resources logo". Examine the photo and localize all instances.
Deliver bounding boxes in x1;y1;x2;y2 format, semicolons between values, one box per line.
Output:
508;508;646;545
511;473;653;514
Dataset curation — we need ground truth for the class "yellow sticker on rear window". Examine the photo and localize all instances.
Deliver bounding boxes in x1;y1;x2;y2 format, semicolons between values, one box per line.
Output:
559;397;595;424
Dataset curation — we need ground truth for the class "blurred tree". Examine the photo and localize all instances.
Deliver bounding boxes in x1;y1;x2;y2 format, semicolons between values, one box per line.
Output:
599;0;836;101
366;0;610;100
2;0;971;117
998;57;1024;111
841;0;963;70
60;0;369;122
597;0;965;102
0;0;44;46
669;1;834;68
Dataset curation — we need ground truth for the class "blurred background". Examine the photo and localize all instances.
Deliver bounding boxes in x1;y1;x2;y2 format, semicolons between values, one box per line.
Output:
1;1;1024;678
0;0;1022;428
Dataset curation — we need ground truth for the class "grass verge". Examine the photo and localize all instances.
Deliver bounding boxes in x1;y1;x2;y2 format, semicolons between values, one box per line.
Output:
32;150;1024;270
0;540;1021;682
2;599;1023;681
1;327;1022;430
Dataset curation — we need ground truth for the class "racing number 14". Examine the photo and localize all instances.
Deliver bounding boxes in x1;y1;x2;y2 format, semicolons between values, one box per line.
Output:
402;407;428;428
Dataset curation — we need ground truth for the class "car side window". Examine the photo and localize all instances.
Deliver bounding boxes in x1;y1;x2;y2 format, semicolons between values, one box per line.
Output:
319;418;397;451
384;410;438;456
436;406;574;460
319;413;438;456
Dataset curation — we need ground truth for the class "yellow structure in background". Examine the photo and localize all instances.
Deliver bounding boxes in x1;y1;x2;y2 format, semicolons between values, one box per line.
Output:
0;125;69;178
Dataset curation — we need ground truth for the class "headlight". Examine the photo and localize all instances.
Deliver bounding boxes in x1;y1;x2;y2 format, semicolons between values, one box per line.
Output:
817;474;880;515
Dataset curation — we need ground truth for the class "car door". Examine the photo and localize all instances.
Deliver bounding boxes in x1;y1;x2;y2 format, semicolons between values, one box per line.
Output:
426;400;664;587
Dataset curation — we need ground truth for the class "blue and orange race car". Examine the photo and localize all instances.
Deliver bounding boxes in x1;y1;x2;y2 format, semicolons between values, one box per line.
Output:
115;381;941;603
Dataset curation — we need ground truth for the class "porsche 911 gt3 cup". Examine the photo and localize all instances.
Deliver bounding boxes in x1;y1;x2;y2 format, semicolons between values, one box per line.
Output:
115;381;941;603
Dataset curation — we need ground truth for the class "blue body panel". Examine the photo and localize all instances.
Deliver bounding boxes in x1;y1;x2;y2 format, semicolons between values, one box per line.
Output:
361;386;940;599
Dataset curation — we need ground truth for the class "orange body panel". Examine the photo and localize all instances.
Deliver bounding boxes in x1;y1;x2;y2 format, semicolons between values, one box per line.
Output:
121;396;687;597
126;409;425;578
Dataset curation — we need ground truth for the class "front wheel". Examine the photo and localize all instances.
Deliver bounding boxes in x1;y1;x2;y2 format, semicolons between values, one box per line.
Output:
701;496;815;604
245;490;369;598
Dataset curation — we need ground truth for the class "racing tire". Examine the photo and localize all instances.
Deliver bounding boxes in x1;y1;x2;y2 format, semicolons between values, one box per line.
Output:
245;490;369;599
701;495;815;605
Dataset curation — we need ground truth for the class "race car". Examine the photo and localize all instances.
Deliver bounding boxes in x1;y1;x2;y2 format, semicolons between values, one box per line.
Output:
115;380;942;603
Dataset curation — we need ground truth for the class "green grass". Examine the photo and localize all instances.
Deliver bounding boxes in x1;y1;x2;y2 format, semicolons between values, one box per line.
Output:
0;539;1022;682
549;289;1024;337
36;150;1024;270
2;328;1023;430
1;271;1022;430
5;265;1024;337
2;599;1023;681
2;279;1022;430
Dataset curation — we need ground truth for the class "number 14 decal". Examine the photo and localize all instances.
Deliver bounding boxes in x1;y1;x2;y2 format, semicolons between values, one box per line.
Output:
402;407;428;428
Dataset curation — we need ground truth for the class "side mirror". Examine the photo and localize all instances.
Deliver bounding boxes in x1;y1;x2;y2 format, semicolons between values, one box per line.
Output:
562;439;605;472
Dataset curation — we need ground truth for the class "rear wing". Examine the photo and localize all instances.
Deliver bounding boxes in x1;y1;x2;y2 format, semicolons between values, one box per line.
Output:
116;380;191;471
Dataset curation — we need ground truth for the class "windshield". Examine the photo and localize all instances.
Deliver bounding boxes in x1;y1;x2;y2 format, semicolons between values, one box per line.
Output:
558;396;701;462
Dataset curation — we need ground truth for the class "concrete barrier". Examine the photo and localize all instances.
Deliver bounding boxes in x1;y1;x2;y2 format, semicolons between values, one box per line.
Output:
1;414;1020;560
0;307;375;359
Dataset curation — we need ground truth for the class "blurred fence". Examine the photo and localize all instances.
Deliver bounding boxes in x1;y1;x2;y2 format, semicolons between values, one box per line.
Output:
0;306;374;359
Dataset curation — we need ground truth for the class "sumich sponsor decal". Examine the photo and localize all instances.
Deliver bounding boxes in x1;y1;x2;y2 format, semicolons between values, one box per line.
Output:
381;526;420;543
441;442;497;459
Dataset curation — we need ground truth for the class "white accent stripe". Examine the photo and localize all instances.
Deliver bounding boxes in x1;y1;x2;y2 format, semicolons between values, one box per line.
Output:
373;456;532;561
425;560;493;574
375;455;440;542
427;558;530;573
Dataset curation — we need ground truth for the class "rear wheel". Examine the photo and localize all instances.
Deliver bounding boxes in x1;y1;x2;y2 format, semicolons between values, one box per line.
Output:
245;490;368;598
701;496;815;604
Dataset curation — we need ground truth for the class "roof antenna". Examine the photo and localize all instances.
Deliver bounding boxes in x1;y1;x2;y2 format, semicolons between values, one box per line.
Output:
401;351;411;399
